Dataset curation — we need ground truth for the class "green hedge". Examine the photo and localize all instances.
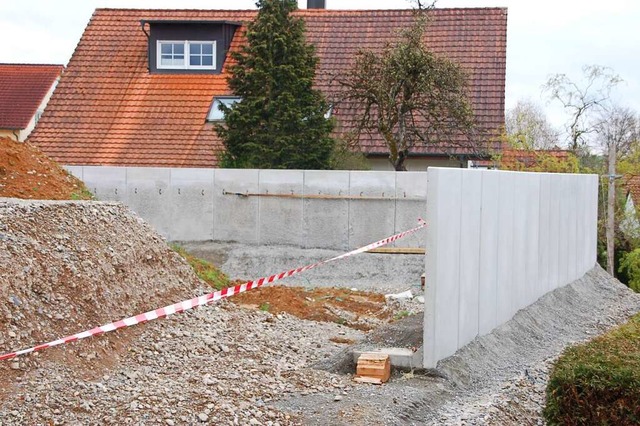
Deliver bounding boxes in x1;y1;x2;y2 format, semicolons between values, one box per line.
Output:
544;313;640;425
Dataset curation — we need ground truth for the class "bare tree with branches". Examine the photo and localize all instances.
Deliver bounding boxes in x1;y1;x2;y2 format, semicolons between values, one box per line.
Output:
543;65;622;152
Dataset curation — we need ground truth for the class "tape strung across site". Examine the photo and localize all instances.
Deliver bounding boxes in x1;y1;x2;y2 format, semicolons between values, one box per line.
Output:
0;219;426;361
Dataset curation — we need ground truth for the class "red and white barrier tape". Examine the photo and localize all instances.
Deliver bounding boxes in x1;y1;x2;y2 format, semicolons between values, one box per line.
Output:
0;220;426;361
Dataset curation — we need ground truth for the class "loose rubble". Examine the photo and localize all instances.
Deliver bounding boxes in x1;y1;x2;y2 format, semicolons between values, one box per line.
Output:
2;199;640;425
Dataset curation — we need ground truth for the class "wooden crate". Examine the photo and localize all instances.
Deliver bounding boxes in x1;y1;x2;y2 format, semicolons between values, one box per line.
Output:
354;352;390;384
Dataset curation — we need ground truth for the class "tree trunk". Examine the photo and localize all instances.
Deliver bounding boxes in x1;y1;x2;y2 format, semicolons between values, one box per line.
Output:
606;143;616;276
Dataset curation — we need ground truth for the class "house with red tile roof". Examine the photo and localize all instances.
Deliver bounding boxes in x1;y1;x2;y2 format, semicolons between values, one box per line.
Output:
0;64;63;142
28;5;507;171
621;175;640;239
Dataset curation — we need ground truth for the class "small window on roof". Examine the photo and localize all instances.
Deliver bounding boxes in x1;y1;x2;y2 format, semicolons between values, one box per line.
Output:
157;40;216;70
207;96;242;121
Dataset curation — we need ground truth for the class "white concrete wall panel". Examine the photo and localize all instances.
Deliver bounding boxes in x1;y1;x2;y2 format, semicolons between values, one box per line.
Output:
82;166;127;203
496;172;515;324
126;167;172;238
302;170;350;250
348;171;396;249
524;174;541;307
538;174;552;295
425;168;463;365
213;169;260;244
73;166;428;249
395;172;430;248
548;175;561;290
424;168;599;368
457;170;482;347
258;170;304;246
478;171;499;336
511;172;528;314
169;168;215;241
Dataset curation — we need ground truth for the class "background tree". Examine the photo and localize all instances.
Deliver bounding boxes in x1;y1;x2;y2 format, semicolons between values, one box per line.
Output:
505;99;560;150
215;0;334;169
543;64;622;152
596;106;639;274
338;15;474;171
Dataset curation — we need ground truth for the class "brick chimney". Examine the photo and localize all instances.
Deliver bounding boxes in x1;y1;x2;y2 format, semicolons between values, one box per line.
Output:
307;0;326;9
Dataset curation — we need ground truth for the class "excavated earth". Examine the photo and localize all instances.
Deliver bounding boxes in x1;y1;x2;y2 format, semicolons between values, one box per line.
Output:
2;198;640;426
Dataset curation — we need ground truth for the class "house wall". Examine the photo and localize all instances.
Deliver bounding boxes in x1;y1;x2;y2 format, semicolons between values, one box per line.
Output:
0;129;19;141
66;166;428;250
367;157;465;171
423;168;599;368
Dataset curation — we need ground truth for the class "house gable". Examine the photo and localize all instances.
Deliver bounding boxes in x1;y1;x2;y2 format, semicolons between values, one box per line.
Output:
28;8;507;168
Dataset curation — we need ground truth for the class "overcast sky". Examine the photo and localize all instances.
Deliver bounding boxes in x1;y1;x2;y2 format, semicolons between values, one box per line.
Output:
1;0;639;137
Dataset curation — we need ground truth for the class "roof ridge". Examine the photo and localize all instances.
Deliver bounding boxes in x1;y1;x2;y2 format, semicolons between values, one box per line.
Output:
0;63;64;67
93;7;507;12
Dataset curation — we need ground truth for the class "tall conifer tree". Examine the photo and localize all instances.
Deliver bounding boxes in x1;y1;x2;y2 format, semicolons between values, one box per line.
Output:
215;0;335;169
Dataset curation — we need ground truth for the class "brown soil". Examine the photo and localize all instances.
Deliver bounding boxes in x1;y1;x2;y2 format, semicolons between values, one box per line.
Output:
0;201;204;395
232;286;393;331
0;137;91;200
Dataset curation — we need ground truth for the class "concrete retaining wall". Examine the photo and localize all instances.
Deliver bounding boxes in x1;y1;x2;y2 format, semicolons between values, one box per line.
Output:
423;168;599;368
67;166;427;250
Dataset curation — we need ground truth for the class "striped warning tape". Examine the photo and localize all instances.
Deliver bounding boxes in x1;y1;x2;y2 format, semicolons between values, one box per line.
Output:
0;219;426;361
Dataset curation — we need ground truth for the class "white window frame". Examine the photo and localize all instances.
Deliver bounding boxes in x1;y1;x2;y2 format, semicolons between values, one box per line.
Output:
156;40;216;70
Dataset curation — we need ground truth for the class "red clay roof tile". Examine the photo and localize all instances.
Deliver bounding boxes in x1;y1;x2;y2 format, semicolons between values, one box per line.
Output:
29;8;507;168
0;64;63;130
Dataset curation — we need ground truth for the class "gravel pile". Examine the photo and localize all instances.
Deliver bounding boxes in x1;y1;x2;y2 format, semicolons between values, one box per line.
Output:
0;200;202;373
0;199;364;425
1;304;363;425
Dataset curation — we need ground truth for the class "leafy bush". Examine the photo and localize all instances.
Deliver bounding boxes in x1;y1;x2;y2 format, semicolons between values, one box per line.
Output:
619;249;640;292
170;244;230;290
544;313;640;425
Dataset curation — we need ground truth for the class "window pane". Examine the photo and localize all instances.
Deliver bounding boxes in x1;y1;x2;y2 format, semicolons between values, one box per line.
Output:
161;44;172;55
202;44;213;55
174;44;184;55
190;56;201;66
202;56;213;66
190;43;201;54
174;54;184;60
160;56;172;65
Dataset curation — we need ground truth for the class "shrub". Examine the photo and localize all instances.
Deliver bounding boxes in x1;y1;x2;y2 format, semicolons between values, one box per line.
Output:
544;313;640;425
619;248;640;292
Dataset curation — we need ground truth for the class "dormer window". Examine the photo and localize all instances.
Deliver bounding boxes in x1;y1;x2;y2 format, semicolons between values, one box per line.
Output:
207;96;241;121
157;41;216;70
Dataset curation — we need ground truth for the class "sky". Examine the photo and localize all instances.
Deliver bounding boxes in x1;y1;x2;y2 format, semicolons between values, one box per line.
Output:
1;0;639;139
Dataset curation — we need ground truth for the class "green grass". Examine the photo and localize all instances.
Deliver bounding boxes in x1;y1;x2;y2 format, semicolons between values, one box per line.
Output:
170;244;230;290
544;313;640;425
70;188;94;200
393;310;412;321
259;302;270;312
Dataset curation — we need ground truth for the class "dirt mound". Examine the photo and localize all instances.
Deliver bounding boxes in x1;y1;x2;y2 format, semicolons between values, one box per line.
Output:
233;286;394;331
0;137;90;200
0;199;204;389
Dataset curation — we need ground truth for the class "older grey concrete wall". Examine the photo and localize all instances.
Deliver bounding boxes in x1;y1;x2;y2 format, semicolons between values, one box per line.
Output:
68;166;428;250
423;168;599;368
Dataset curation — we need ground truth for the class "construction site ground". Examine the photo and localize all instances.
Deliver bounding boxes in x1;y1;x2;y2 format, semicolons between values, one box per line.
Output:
2;141;640;425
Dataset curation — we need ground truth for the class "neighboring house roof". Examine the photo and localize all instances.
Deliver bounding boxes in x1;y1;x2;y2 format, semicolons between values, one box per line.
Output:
624;175;640;206
0;64;64;130
500;148;572;168
29;8;507;168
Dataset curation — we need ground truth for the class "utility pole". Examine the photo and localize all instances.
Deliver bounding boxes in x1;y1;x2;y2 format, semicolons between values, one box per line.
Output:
607;142;616;276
